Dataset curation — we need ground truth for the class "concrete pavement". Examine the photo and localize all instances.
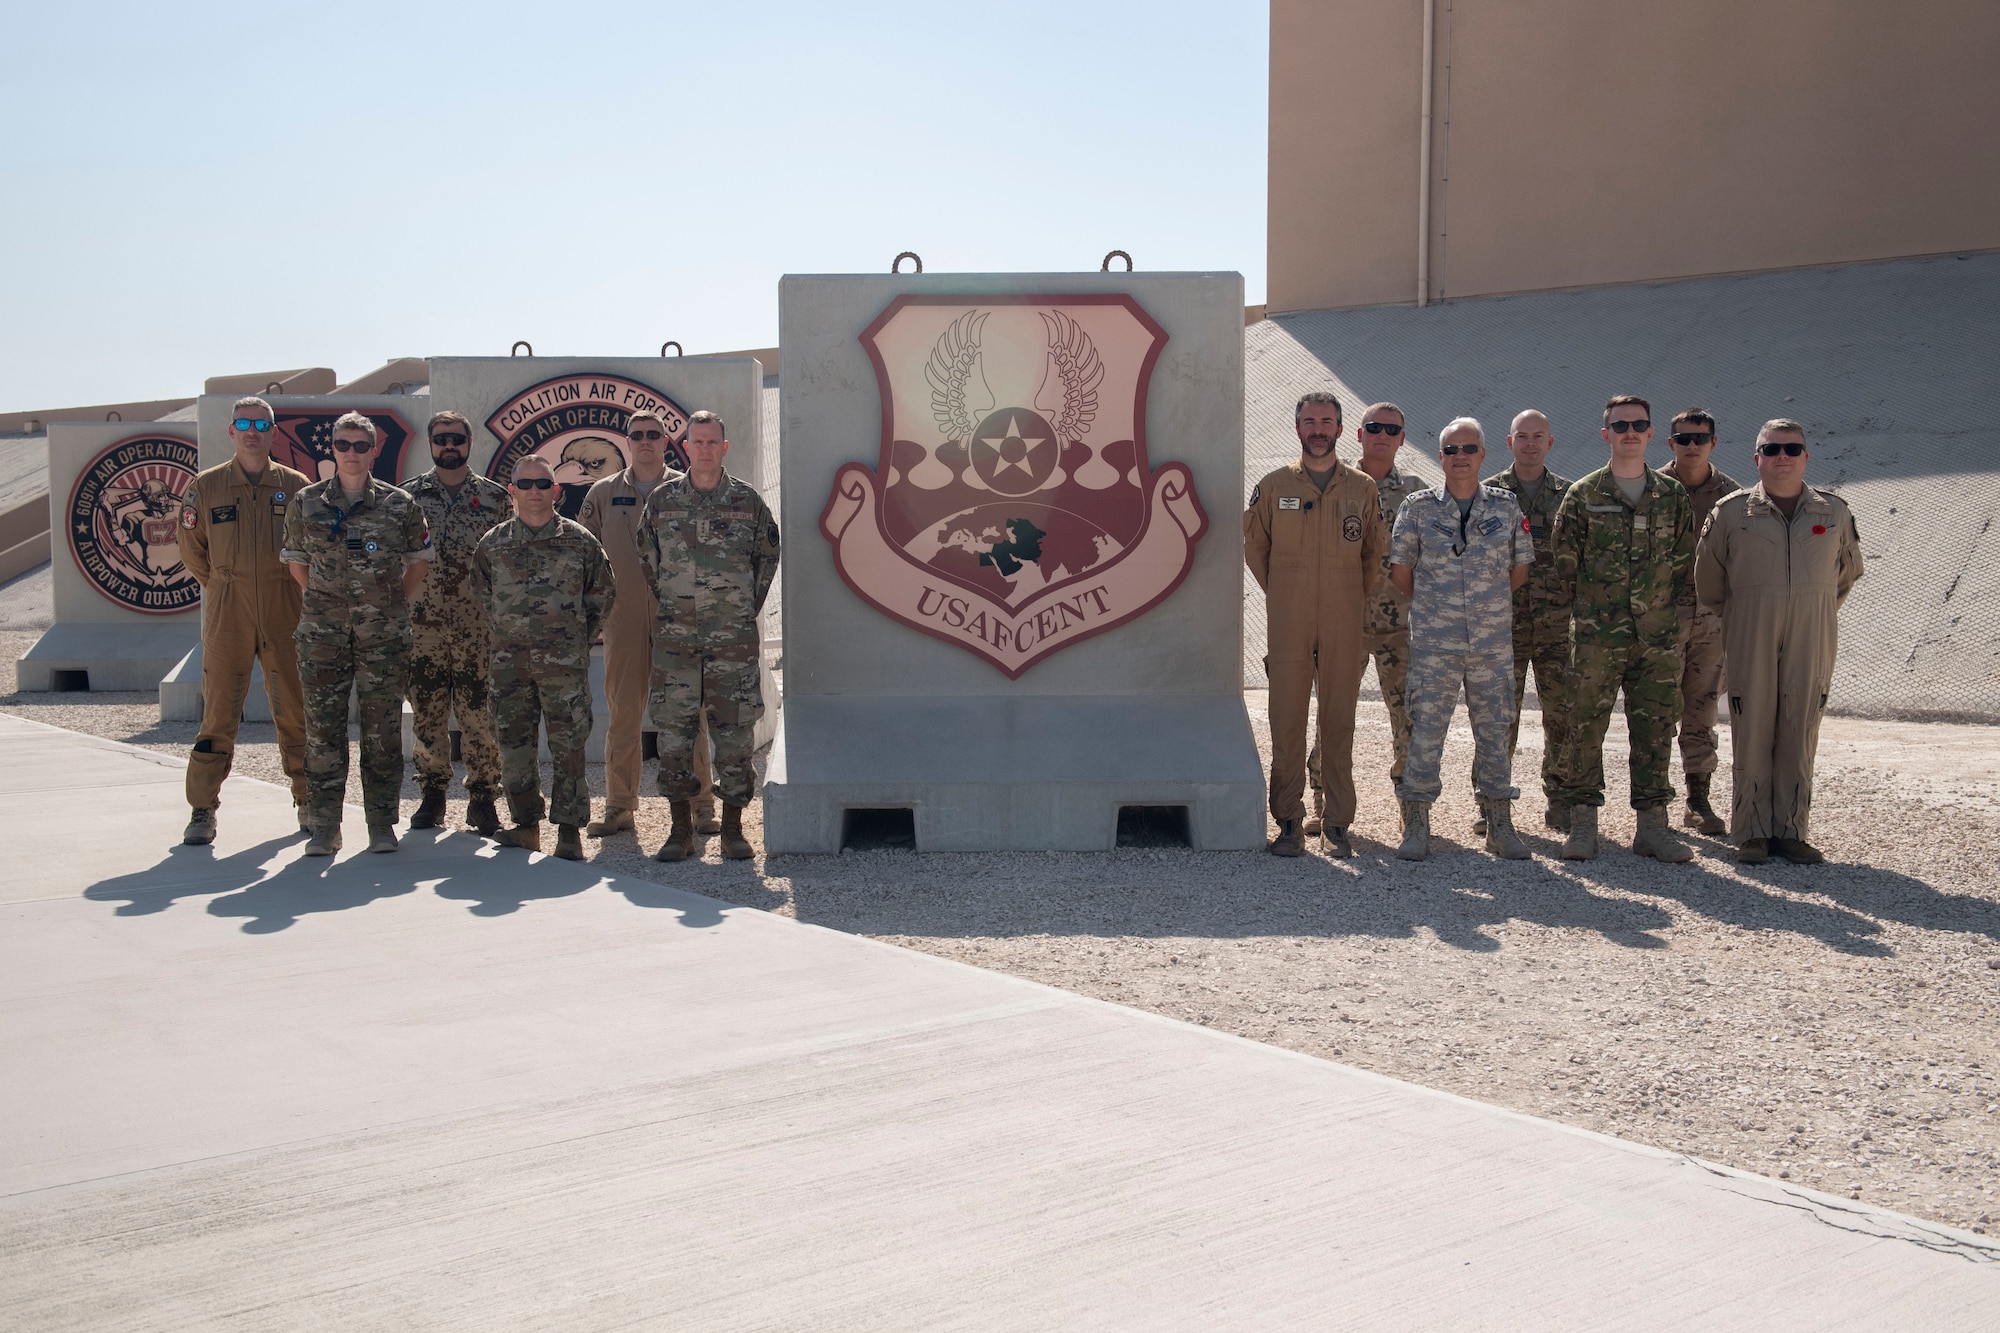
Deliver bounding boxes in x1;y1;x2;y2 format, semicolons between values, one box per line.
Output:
2;712;1996;1329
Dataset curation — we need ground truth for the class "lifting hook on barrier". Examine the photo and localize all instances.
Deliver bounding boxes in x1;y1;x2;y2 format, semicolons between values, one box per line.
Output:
661;341;683;357
386;382;405;395
511;340;533;357
1101;250;1133;272
105;410;122;421
892;251;923;274
264;381;284;393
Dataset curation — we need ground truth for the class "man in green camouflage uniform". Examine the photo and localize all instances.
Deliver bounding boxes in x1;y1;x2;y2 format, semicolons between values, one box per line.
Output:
401;410;512;836
1660;407;1740;835
282;412;433;856
471;453;616;862
1550;394;1696;862
1484;408;1575;832
637;411;779;863
1307;401;1419;835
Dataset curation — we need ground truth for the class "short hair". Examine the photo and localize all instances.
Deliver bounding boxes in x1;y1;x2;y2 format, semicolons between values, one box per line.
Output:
427;409;470;437
1671;407;1715;433
1604;393;1651;423
1758;418;1806;440
232;395;274;421
686;409;725;437
1361;401;1404;421
511;453;555;479
331;410;378;444
1295;391;1342;423
628;410;666;432
1439;416;1484;444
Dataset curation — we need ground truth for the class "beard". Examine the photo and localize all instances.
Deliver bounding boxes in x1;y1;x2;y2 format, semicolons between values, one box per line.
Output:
1303;433;1335;456
433;450;467;470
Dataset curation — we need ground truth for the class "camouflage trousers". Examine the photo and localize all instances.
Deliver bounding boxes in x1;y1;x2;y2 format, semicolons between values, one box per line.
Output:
1397;648;1519;805
1309;630;1409;799
491;663;593;828
1677;607;1726;778
650;646;763;807
406;645;503;798
296;627;408;831
1557;637;1681;811
1509;631;1573;801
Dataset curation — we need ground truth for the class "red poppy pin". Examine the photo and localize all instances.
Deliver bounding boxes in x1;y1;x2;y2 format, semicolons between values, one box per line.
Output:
1812;524;1826;535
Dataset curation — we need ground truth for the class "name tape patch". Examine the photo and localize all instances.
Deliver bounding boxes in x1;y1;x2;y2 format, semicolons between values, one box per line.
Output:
1278;496;1302;511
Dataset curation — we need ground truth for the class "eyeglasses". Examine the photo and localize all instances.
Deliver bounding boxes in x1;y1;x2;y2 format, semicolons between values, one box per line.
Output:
628;429;665;442
1363;421;1404;436
1670;431;1713;446
430;432;469;448
1607;419;1651;435
330;438;374;454
1441;443;1481;456
232;418;273;432
1758;440;1806;457
513;476;556;490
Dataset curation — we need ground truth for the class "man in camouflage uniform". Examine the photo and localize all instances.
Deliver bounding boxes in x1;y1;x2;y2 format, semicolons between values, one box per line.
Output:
1660;407;1741;835
471;453;616;862
1389;417;1534;861
179;396;312;845
282;412;433;856
637;410;779;863
1483;408;1575;832
1549;394;1696;862
401;410;512;836
1307;401;1418;835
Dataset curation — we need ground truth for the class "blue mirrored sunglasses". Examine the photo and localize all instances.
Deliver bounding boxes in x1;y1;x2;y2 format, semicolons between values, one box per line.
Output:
232;417;273;432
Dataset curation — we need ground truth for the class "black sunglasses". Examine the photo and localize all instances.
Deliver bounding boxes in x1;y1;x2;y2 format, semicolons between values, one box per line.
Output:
330;438;373;454
430;432;469;447
1607;418;1651;435
513;476;556;490
1670;431;1713;446
232;417;273;432
1363;421;1404;436
1441;443;1481;456
628;429;665;442
1758;441;1806;457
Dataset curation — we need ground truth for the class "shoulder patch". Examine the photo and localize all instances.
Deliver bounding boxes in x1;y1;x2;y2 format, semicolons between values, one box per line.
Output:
1248;484;1259;505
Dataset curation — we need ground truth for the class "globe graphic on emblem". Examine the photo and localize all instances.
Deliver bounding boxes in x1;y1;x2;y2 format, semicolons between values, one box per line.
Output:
969;407;1060;497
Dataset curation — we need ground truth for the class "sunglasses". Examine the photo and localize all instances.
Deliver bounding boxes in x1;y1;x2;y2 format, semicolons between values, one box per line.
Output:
512;476;556;490
232;418;273;432
1441;443;1482;456
330;438;374;454
1607;419;1651;435
431;432;469;447
1758;440;1806;457
1670;431;1713;446
628;429;665;442
1363;421;1404;436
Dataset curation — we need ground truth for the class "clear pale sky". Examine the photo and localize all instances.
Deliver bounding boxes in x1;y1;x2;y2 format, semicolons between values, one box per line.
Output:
2;0;1268;409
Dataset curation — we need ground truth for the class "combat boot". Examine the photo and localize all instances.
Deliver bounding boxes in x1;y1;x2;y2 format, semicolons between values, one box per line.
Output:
1472;797;1488;837
303;826;343;857
1772;836;1825;865
553;824;585;861
719;804;755;861
1545;799;1570;833
586;806;635;837
1683;773;1726;835
497;822;543;853
1268;819;1306;857
1561;805;1599;860
1322;825;1353;858
1302;788;1325;839
182;808;216;847
1396;801;1431;861
1483;801;1530;860
464;796;501;837
368;825;399;854
295;802;311;834
653;801;697;862
1735;837;1770;865
1631;805;1694;862
408;787;446;830
693;798;723;837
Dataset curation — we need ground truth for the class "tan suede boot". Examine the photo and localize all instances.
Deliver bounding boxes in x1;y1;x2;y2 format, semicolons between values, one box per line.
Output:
718;804;755;861
1483;800;1530;860
585;806;635;837
1561;805;1599;860
653;801;696;862
1396;801;1431;861
1631;805;1694;862
497;823;543;853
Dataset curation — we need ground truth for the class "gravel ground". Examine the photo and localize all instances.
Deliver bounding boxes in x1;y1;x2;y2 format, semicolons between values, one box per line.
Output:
6;611;2000;1235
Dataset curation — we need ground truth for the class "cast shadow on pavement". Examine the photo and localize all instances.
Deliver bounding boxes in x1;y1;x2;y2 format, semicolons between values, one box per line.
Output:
85;835;311;918
85;836;447;934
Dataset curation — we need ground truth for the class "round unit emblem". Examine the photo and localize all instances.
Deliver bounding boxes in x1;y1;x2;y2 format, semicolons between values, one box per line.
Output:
68;435;201;615
1342;514;1363;542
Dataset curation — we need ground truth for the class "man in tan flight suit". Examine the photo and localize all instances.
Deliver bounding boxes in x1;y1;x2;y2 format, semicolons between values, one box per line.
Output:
1660;407;1740;835
577;410;716;837
1695;418;1863;866
178;396;313;845
1245;391;1388;858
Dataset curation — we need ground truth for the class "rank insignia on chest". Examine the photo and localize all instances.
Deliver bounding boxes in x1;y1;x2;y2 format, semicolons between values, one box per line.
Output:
1633;516;1648;530
1278;496;1302;511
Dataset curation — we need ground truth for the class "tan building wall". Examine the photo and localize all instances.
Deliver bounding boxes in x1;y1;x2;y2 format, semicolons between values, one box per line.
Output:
1269;0;2000;313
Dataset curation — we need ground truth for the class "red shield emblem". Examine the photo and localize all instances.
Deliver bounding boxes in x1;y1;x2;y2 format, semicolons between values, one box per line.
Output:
821;294;1207;678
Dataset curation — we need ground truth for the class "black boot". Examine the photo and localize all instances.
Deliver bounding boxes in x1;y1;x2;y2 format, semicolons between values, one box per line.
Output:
409;787;447;830
465;796;502;837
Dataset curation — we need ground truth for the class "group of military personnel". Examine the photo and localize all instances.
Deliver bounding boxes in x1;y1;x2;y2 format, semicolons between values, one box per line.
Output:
1248;393;1864;867
176;396;779;864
